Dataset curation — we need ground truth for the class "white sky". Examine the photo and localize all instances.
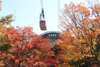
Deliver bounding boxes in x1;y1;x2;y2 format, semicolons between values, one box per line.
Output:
0;0;95;34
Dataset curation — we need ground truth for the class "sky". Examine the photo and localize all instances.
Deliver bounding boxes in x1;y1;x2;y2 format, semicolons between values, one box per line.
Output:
0;0;94;34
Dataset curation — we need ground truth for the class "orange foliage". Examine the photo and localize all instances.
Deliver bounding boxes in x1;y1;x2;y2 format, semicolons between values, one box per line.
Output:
79;5;90;17
93;4;100;13
59;2;100;62
82;18;90;25
57;32;82;61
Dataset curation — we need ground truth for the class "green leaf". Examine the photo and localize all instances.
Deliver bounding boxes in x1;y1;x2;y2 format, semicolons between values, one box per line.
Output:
0;44;12;51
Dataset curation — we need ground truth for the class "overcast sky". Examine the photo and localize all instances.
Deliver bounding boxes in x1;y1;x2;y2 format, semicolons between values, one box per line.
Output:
0;0;94;34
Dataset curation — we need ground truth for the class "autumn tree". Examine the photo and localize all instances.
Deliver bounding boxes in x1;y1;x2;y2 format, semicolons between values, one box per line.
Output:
59;2;100;65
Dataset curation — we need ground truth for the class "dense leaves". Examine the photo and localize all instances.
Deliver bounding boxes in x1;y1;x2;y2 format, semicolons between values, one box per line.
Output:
0;1;100;67
59;1;100;67
0;26;53;67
